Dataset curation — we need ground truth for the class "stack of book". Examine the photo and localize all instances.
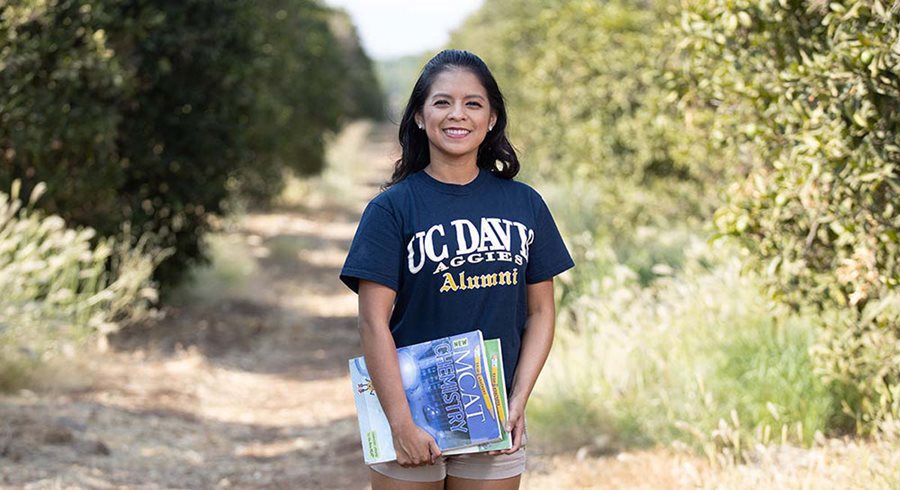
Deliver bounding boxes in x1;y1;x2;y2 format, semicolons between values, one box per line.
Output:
348;330;512;464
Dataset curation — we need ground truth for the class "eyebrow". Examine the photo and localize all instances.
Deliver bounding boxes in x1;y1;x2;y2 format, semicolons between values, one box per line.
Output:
430;93;486;101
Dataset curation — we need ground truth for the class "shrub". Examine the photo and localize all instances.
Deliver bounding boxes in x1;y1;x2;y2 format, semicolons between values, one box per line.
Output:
236;0;369;205
530;242;836;458
1;0;256;288
673;0;900;434
0;0;383;289
0;181;166;391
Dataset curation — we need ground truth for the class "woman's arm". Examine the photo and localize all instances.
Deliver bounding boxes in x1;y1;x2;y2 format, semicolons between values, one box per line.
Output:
357;279;441;466
491;277;556;455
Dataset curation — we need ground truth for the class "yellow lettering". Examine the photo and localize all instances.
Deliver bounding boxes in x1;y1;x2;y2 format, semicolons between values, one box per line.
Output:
498;271;511;285
480;274;498;287
440;273;459;292
466;275;481;289
438;269;519;292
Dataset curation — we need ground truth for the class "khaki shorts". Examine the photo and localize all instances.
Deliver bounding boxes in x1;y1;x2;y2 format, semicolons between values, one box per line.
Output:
369;447;526;482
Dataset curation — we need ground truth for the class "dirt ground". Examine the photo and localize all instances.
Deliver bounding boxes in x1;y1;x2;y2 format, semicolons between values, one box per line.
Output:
1;122;895;489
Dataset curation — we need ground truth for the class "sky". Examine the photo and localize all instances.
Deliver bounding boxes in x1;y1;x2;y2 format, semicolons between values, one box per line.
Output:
323;0;484;60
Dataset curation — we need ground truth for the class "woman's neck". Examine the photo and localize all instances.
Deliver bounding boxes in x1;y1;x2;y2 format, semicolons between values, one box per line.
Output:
423;159;479;185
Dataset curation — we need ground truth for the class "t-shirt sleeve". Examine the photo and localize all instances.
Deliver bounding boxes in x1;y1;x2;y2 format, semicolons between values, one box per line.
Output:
526;195;575;284
340;200;403;294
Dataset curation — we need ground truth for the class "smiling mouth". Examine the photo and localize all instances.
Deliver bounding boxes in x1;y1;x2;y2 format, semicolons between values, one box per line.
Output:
443;128;471;138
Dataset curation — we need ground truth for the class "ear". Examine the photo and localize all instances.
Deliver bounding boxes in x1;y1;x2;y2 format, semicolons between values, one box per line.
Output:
414;112;423;128
490;111;498;129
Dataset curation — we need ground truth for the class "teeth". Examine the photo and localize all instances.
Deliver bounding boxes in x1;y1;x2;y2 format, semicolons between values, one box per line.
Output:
444;129;470;136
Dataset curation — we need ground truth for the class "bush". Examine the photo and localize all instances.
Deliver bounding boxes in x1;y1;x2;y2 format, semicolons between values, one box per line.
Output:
0;0;383;289
673;0;900;434
329;8;385;122
530;242;836;459
1;0;256;289
813;294;900;436
236;0;376;205
0;181;166;391
0;0;127;229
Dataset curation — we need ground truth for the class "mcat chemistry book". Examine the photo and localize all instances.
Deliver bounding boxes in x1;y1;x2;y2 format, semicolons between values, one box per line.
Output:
349;330;503;464
444;338;512;454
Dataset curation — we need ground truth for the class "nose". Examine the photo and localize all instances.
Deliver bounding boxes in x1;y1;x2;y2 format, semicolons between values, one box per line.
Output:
449;101;467;120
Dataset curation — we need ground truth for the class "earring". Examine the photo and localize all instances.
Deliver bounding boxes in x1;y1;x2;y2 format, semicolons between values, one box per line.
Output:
488;125;494;131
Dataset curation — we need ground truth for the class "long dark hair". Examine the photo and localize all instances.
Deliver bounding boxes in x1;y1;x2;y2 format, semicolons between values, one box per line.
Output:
384;49;519;189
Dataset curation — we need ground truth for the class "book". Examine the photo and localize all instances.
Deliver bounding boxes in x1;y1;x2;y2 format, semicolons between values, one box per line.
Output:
349;330;504;464
444;338;513;454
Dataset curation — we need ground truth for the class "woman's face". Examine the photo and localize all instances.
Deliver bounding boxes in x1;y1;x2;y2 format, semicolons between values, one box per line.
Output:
415;69;497;166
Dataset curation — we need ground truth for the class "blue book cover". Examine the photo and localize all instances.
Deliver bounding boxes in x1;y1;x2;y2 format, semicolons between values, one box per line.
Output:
444;338;512;454
349;330;503;464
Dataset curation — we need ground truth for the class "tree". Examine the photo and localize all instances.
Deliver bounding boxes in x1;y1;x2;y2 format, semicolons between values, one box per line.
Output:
674;0;899;434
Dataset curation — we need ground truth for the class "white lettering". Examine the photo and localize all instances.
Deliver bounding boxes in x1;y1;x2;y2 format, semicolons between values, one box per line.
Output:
424;224;448;262
451;219;479;255
432;261;449;274
477;218;503;252
461;391;486;421
407;231;426;273
512;222;530;260
407;218;534;274
493;219;514;251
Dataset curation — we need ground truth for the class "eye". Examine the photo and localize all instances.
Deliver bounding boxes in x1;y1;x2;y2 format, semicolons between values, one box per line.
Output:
434;100;449;106
467;102;483;108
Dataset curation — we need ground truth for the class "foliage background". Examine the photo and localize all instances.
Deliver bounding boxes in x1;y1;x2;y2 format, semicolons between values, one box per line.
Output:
0;0;384;288
1;0;896;470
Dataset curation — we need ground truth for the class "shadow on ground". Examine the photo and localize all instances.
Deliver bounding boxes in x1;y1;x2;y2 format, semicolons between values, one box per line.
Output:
0;397;369;489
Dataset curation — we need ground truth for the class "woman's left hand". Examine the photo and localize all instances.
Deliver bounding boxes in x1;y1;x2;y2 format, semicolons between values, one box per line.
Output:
488;395;526;456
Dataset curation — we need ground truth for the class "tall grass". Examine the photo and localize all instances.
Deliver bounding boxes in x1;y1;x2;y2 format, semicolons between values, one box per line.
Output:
0;181;167;391
530;237;837;462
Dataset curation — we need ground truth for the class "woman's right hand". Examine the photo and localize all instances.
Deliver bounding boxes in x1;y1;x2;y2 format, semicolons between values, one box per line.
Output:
391;419;442;467
357;280;440;467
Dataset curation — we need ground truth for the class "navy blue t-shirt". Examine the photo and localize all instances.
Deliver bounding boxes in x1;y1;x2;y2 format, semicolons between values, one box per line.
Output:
340;167;575;395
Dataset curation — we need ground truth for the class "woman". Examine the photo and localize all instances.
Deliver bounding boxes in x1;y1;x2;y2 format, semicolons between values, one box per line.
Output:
340;49;574;490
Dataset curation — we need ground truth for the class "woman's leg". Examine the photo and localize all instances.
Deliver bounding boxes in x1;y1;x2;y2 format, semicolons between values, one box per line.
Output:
442;447;526;490
445;475;521;490
370;468;445;490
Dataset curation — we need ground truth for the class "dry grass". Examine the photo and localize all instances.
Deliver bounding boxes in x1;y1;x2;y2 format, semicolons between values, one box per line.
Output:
523;437;899;489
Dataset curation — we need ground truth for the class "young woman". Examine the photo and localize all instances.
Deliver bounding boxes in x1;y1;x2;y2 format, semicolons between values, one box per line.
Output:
340;49;574;490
